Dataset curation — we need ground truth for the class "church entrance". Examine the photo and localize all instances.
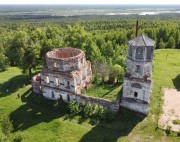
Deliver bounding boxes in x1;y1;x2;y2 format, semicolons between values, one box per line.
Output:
134;92;138;98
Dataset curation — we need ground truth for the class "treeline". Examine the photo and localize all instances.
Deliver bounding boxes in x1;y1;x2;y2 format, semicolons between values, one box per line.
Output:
0;19;180;78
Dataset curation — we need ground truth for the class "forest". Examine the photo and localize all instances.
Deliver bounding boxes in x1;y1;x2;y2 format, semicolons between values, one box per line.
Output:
0;14;180;80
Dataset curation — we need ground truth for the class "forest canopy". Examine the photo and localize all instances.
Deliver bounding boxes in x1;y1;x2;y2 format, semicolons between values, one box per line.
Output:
0;14;180;76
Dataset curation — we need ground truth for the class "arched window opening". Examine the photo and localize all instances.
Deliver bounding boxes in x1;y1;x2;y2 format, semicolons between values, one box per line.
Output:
46;76;49;84
52;91;54;98
129;46;132;58
54;78;59;86
136;47;143;60
54;62;57;68
146;47;152;60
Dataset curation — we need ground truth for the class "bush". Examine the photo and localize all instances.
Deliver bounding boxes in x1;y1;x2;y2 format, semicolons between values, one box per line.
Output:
1;115;13;136
177;130;180;137
165;125;172;136
67;101;80;116
0;130;7;142
94;105;105;120
83;102;93;118
0;53;9;71
172;119;180;125
103;109;116;122
13;132;24;142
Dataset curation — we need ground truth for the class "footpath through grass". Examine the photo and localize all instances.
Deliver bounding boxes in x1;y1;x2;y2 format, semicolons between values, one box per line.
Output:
0;49;180;141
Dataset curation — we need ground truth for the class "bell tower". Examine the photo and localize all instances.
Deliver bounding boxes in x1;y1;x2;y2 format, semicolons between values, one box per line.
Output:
121;33;155;115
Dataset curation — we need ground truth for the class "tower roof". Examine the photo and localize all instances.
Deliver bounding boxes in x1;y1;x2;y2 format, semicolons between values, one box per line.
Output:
128;34;155;47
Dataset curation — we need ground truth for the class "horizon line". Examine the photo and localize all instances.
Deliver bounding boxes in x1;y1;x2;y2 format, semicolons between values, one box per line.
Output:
0;4;180;5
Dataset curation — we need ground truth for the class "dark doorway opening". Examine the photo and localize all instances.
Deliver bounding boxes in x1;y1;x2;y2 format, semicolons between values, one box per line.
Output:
52;91;54;98
67;94;70;101
60;95;63;100
134;92;138;98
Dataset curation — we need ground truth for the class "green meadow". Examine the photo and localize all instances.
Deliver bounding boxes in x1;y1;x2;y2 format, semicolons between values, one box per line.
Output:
0;49;180;142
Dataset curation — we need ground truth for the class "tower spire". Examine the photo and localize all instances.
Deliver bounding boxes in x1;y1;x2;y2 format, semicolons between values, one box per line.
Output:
136;21;139;37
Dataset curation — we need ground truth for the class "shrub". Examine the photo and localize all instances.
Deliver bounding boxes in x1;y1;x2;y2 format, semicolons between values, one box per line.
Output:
172;119;180;125
0;53;9;71
177;129;180;137
83;102;93;118
0;130;7;142
13;132;24;142
67;101;80;116
1;115;13;136
103;109;116;122
165;125;172;136
94;105;105;120
90;118;98;125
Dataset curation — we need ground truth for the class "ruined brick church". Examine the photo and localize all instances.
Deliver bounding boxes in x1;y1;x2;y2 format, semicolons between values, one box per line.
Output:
32;26;154;114
32;48;92;101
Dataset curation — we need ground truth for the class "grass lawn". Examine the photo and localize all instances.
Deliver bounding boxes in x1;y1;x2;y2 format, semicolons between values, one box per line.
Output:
82;81;122;101
0;49;180;142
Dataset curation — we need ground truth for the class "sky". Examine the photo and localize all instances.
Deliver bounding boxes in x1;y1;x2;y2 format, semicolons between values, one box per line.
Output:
0;0;180;5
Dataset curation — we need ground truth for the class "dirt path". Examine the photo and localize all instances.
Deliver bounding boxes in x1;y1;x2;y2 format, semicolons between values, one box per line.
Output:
158;88;180;131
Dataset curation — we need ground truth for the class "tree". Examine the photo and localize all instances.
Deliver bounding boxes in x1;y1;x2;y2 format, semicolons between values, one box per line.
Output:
0;53;9;71
65;24;91;49
158;38;166;49
92;61;100;82
101;41;115;60
117;32;127;45
20;40;41;76
111;64;124;83
84;39;102;61
7;30;41;76
95;35;105;49
175;30;180;49
166;36;175;49
6;31;28;66
99;63;110;83
114;56;126;68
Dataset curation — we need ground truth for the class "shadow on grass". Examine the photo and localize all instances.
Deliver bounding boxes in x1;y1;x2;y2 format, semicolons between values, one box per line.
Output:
79;108;145;142
0;69;40;98
10;88;145;141
0;74;30;98
10;88;63;132
101;82;123;98
172;75;180;91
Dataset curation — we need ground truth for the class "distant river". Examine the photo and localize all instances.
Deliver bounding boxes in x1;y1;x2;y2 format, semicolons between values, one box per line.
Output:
105;11;180;15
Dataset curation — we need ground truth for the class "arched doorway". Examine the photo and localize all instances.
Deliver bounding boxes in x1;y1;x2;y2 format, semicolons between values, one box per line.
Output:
51;91;54;98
